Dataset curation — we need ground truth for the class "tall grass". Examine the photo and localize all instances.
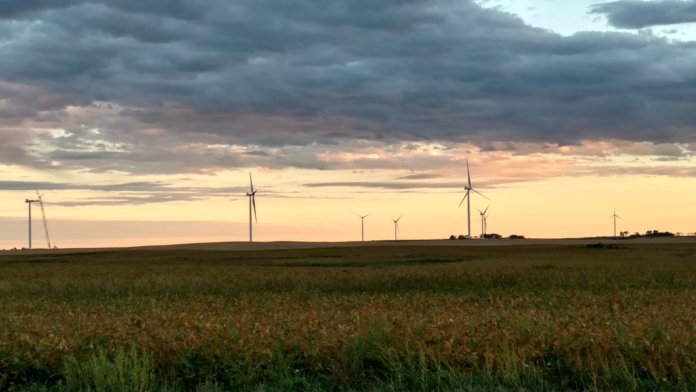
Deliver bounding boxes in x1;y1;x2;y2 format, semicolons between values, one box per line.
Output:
1;242;696;390
62;347;156;392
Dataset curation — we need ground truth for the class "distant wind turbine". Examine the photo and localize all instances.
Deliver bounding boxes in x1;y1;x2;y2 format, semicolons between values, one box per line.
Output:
611;209;621;237
478;205;489;237
392;216;402;241
458;159;488;239
24;197;40;250
36;190;53;249
245;172;258;243
356;213;370;242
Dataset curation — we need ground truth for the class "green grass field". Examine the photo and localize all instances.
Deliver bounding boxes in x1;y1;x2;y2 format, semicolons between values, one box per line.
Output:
1;240;696;391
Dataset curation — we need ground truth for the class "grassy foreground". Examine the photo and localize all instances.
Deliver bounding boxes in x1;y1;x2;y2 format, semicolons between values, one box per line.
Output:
1;241;696;391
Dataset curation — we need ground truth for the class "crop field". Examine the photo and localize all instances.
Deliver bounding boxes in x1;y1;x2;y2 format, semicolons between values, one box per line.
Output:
1;240;696;391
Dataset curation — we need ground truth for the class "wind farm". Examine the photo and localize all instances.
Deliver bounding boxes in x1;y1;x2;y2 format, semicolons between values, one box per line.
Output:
6;166;691;249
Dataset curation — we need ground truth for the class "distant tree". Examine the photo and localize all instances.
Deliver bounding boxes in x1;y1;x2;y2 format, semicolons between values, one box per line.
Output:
449;235;457;240
644;230;674;237
629;230;675;238
508;234;525;239
483;233;502;239
457;235;467;240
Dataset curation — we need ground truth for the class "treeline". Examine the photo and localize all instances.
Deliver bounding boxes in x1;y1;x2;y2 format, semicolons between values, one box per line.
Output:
620;230;676;238
448;233;524;240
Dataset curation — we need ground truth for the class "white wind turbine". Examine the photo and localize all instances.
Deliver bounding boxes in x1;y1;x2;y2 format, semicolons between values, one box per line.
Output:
245;173;258;243
611;208;621;237
24;197;40;250
458;159;488;239
356;213;370;242
391;215;402;241
478;205;489;238
35;190;53;249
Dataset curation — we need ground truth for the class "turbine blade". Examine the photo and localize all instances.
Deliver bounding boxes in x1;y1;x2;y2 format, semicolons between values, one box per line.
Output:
396;222;400;233
466;159;471;187
249;172;254;192
471;188;489;200
458;191;469;207
396;215;401;222
252;196;257;223
483;205;489;214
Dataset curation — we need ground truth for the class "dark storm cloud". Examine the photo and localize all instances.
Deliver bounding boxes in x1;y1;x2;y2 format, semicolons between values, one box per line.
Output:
1;0;696;174
591;1;696;28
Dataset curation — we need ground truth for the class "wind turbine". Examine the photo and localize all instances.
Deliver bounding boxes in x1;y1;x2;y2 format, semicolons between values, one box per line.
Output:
458;159;488;239
611;209;621;237
36;190;53;249
24;197;40;250
391;216;402;241
245;173;258;243
478;205;489;238
356;213;370;242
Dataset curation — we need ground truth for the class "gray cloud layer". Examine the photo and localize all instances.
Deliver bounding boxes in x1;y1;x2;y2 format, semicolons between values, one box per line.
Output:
0;181;249;205
592;1;696;28
1;0;696;174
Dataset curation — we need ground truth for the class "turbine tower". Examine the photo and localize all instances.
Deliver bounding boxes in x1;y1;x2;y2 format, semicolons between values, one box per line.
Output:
458;159;488;239
24;197;40;250
392;216;402;241
478;205;489;238
36;190;53;249
484;210;490;236
245;172;258;243
356;213;370;242
611;209;621;237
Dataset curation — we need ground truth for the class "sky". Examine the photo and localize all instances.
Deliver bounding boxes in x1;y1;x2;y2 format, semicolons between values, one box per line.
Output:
1;0;695;248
